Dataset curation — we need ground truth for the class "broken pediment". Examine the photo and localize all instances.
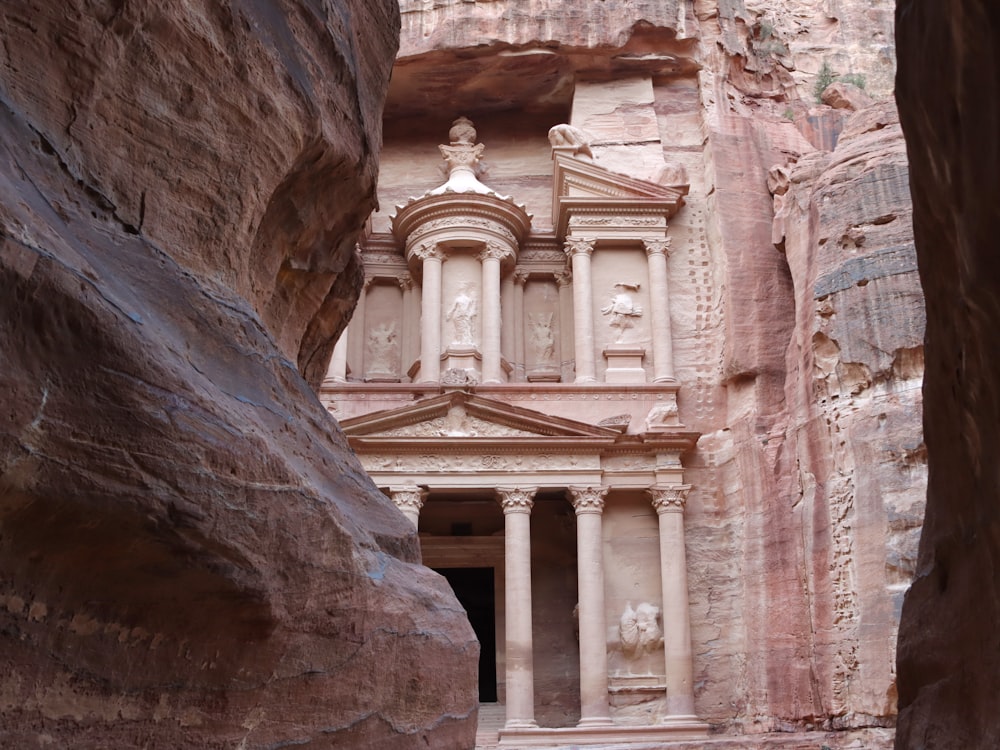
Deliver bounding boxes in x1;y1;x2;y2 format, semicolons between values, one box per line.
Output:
551;150;689;239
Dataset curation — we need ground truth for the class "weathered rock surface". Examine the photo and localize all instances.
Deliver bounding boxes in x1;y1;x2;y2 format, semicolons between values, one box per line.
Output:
0;2;477;748
894;2;1000;748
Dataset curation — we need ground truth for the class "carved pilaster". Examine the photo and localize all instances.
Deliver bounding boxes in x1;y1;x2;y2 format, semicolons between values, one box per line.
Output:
649;485;690;514
569;485;609;515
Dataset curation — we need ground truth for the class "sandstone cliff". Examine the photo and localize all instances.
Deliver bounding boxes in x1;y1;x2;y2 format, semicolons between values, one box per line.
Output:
894;2;1000;748
0;2;477;748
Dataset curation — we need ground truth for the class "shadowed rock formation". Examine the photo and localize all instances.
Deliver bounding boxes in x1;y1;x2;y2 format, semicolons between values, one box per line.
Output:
894;2;1000;747
0;2;478;748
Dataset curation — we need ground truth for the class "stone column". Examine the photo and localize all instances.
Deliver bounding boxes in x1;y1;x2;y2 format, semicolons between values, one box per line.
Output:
348;277;371;378
513;270;528;382
390;485;427;530
498;487;538;728
649;484;697;720
480;242;509;383
500;272;515;371
569;485;612;727
556;269;574;383
414;243;445;382
398;273;416;378
644;238;676;382
325;326;349;383
564;238;597;383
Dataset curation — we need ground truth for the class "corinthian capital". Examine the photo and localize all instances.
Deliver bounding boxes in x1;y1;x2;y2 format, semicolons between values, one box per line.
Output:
563;237;595;258
497;487;537;513
649;484;691;514
479;241;513;263
643;238;672;258
390;485;428;513
569;485;608;514
412;242;446;262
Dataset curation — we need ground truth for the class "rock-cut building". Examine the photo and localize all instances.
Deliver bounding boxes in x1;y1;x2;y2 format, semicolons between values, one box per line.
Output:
321;112;711;745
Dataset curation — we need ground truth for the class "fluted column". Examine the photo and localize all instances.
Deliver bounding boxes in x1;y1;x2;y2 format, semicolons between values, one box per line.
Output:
480;242;510;383
650;484;696;720
390;485;427;529
513;270;528;382
556;269;574;383
415;243;445;382
498;487;538;728
644;238;676;382
564;238;597;383
569;485;612;727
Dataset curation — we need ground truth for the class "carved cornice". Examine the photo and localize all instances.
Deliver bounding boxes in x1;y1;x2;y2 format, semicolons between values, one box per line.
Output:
649;484;691;514
569;485;609;514
643;238;673;258
564;237;596;257
497;486;537;514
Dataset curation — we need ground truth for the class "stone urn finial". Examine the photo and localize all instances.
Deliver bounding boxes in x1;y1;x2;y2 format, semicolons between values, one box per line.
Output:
449;116;477;145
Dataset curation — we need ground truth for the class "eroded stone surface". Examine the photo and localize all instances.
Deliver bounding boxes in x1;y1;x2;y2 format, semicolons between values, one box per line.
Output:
0;2;478;748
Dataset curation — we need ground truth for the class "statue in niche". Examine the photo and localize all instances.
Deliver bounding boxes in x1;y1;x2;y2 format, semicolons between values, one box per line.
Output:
527;312;556;364
446;284;478;346
619;602;663;659
601;283;643;343
366;322;397;374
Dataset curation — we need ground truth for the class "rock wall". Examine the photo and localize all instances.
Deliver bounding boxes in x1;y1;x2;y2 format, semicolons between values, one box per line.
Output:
381;0;924;745
894;2;1000;748
0;2;478;748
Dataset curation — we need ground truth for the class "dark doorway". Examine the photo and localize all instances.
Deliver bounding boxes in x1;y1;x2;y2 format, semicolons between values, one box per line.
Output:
436;567;497;702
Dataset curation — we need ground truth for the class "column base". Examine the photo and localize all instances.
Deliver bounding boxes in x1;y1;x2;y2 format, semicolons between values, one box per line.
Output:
503;719;538;730
577;716;613;728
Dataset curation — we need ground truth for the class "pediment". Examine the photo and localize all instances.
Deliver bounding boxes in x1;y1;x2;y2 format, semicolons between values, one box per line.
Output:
552;151;688;237
340;392;621;442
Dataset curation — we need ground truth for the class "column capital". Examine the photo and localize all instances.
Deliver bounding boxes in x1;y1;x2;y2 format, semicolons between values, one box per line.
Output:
412;242;446;262
555;268;572;287
513;268;529;286
569;485;609;515
564;237;596;258
479;240;514;263
390;485;428;513
498;486;537;513
643;237;673;258
649;484;691;514
397;272;414;291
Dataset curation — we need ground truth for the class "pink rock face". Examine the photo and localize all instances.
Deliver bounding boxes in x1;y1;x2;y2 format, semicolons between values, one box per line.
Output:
822;81;876;111
0;2;478;748
895;2;1000;748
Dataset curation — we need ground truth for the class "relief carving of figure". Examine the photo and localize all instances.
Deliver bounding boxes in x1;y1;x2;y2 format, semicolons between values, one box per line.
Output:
366;322;397;374
601;283;643;343
527;312;556;364
619;602;663;658
446;285;478;346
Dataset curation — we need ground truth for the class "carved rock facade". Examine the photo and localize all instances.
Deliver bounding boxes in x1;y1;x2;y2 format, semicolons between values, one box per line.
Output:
324;2;922;749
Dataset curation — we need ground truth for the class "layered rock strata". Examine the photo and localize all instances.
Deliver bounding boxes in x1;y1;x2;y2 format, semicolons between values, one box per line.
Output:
0;2;477;748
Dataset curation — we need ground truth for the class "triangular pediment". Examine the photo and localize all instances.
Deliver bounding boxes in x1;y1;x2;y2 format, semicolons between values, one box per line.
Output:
340;392;621;441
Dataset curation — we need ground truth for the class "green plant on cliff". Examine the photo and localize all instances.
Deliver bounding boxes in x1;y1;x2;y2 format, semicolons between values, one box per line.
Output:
814;60;868;102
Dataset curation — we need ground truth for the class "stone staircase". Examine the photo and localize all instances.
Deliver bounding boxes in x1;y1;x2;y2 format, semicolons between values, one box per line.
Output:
475;703;505;750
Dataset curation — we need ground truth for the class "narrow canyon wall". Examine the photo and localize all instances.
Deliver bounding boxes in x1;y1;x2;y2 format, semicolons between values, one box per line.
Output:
894;2;1000;748
383;0;923;745
0;2;478;748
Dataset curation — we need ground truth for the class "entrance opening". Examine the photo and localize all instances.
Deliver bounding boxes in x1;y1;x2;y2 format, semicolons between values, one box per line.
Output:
437;567;498;702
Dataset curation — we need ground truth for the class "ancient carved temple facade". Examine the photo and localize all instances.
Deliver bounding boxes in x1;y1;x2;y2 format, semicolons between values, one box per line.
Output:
321;113;710;745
